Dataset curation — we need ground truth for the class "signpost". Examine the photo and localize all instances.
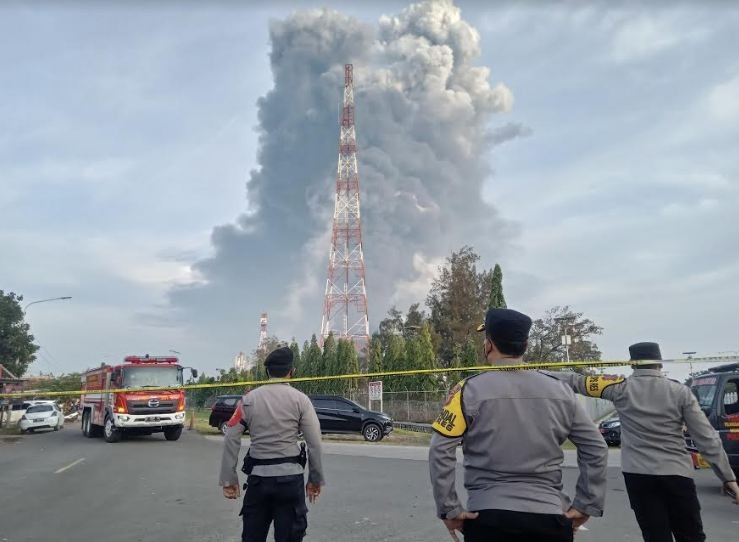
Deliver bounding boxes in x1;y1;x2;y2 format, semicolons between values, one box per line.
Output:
368;380;383;414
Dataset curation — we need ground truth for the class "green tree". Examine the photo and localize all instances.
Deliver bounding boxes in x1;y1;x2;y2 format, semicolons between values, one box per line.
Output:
377;307;404;351
335;338;360;395
333;339;349;395
34;373;82;393
289;339;302;373
415;322;440;390
462;336;480;367
405;333;422;387
301;335;322;395
403;303;426;339
0;291;39;377
383;334;406;391
368;336;383;374
524;306;603;364
317;333;337;394
426;246;491;366
488;263;507;309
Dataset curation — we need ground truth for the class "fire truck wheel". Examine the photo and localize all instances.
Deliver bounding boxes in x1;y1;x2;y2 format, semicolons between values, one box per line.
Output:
82;411;94;438
103;416;122;443
164;426;183;441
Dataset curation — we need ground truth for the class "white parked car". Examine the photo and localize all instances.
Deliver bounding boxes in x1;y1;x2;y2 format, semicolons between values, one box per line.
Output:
19;403;64;433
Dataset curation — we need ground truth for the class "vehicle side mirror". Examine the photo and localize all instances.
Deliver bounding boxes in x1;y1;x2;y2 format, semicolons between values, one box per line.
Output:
191;369;198;379
353;408;361;413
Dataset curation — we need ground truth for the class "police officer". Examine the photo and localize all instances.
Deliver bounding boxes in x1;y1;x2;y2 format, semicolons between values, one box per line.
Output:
554;342;739;541
429;308;608;542
220;346;324;542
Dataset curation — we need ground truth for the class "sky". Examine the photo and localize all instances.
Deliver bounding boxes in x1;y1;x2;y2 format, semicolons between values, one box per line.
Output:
1;0;737;378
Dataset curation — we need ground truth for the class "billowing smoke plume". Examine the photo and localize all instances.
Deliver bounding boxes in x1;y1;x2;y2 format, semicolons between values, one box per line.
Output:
167;0;522;347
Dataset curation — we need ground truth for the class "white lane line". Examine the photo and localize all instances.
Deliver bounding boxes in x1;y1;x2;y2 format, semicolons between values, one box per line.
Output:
54;457;85;474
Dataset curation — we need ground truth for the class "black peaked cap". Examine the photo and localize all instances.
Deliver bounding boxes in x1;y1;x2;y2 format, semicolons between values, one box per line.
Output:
629;342;662;362
476;308;532;343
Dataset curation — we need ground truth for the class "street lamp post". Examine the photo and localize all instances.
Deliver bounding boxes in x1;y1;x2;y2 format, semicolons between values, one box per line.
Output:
24;296;72;312
21;296;72;377
683;351;697;377
555;317;574;363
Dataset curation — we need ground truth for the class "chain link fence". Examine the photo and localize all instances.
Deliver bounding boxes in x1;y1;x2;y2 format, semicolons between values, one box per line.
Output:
346;389;448;423
187;385;614;425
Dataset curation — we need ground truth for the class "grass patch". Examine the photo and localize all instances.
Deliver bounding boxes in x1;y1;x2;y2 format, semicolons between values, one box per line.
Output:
189;408;432;445
189;410;585;451
189;409;221;435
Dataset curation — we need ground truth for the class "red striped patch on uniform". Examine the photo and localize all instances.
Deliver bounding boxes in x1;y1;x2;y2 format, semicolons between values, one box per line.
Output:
227;401;243;427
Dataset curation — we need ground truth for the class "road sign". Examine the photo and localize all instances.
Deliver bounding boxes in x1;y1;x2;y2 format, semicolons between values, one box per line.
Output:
368;381;383;401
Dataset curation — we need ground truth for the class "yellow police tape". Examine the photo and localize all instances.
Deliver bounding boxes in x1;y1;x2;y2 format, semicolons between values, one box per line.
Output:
1;355;735;399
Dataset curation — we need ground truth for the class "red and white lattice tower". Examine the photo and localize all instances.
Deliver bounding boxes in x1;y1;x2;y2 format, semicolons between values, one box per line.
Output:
320;64;370;353
257;312;268;352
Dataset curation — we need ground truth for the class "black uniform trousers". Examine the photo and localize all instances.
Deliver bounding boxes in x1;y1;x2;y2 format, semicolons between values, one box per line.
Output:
241;474;307;542
623;473;705;542
463;509;573;542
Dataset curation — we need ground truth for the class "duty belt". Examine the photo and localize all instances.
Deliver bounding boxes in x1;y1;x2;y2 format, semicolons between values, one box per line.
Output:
242;442;307;475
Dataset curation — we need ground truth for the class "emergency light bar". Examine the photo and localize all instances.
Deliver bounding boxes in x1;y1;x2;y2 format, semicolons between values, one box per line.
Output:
124;355;179;364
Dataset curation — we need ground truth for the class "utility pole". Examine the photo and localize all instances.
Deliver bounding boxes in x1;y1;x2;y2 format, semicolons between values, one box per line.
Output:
555;316;574;362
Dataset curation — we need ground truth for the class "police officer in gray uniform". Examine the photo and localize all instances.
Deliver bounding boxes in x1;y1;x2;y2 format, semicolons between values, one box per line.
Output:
429;308;608;542
220;346;324;542
554;342;739;542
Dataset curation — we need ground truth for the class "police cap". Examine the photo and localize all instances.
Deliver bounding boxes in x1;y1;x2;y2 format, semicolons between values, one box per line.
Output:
476;308;532;343
629;342;662;362
264;346;294;370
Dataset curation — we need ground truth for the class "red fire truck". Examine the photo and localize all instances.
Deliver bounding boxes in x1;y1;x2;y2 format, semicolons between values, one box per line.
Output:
80;355;197;443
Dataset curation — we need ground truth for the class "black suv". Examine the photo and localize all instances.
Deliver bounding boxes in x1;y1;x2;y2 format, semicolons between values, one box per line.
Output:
310;395;393;442
598;416;621;447
209;395;243;434
686;362;739;477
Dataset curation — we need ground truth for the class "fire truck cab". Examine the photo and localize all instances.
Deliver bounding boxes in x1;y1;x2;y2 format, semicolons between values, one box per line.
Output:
80;355;197;443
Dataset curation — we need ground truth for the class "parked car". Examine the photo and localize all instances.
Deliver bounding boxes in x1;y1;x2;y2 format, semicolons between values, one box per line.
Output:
19;403;64;433
208;395;243;434
9;400;60;426
310;395;393;442
598;416;621;446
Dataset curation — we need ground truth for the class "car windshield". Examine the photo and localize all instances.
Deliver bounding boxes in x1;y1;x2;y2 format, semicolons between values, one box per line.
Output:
122;366;182;388
692;382;717;409
26;405;53;413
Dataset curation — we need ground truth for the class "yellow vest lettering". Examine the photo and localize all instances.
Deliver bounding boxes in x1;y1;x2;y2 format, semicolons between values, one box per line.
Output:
584;375;624;398
432;381;467;437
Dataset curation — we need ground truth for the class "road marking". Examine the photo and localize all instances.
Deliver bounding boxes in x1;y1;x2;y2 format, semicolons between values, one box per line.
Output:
54;457;85;474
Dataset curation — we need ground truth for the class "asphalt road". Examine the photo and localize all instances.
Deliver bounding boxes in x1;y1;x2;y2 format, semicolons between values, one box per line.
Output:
1;428;737;541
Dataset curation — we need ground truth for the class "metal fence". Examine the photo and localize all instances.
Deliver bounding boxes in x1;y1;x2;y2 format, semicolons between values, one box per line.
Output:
188;387;615;425
347;389;448;423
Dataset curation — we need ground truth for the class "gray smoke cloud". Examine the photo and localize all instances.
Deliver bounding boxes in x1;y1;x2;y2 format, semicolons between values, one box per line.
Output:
167;0;523;347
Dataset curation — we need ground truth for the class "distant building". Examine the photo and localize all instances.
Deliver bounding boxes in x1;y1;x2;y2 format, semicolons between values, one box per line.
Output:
233;352;254;372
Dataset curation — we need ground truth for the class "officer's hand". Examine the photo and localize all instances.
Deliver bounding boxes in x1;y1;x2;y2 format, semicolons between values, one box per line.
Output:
306;482;321;504
222;484;241;499
724;481;739;505
441;511;479;542
564;508;589;533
